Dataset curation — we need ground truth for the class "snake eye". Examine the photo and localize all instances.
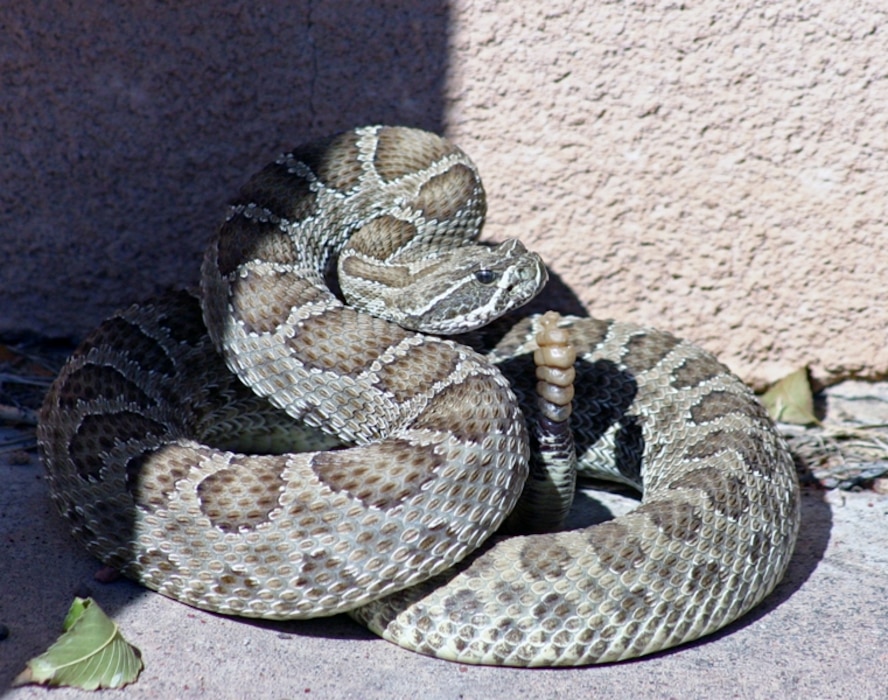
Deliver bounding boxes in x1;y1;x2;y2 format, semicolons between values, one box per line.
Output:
475;269;498;285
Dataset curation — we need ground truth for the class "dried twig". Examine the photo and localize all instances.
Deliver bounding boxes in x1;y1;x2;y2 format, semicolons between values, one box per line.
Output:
0;372;52;387
0;404;40;425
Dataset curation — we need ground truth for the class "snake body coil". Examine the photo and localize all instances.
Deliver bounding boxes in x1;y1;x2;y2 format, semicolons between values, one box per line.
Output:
38;126;799;666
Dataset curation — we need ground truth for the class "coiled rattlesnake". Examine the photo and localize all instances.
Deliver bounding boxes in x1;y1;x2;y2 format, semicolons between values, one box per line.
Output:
38;125;800;667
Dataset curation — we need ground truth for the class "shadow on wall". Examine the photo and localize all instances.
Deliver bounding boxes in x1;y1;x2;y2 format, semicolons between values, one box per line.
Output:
1;1;451;338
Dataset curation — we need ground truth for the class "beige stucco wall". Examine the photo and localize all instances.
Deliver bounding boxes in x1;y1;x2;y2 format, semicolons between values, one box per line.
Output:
3;1;885;388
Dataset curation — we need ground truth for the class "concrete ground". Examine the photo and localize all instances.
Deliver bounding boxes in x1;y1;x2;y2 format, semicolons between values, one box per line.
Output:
2;425;886;699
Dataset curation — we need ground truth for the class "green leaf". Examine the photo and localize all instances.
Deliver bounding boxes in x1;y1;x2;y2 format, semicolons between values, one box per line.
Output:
761;366;820;426
13;597;143;690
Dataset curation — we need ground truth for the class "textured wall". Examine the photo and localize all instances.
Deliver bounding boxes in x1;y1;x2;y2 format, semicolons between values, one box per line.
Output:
2;1;450;334
2;1;885;387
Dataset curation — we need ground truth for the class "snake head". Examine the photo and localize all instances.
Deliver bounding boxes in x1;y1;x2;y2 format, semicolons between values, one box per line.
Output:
393;239;549;334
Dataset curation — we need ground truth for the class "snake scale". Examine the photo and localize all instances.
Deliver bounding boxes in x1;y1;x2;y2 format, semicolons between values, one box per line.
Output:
38;125;800;667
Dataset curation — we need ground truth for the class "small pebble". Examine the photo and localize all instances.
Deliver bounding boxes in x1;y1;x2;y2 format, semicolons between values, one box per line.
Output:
0;623;10;641
94;565;121;583
8;450;31;465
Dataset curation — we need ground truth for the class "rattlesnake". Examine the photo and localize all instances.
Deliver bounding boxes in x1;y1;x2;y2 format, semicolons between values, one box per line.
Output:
38;125;800;667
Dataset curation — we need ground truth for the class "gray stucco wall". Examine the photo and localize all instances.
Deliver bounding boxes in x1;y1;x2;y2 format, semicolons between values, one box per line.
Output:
3;1;885;387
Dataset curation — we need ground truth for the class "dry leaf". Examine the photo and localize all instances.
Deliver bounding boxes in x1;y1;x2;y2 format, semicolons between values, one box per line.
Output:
761;367;819;426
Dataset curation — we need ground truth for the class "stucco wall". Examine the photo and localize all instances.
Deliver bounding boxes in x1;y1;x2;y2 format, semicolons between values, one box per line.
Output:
2;1;885;388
